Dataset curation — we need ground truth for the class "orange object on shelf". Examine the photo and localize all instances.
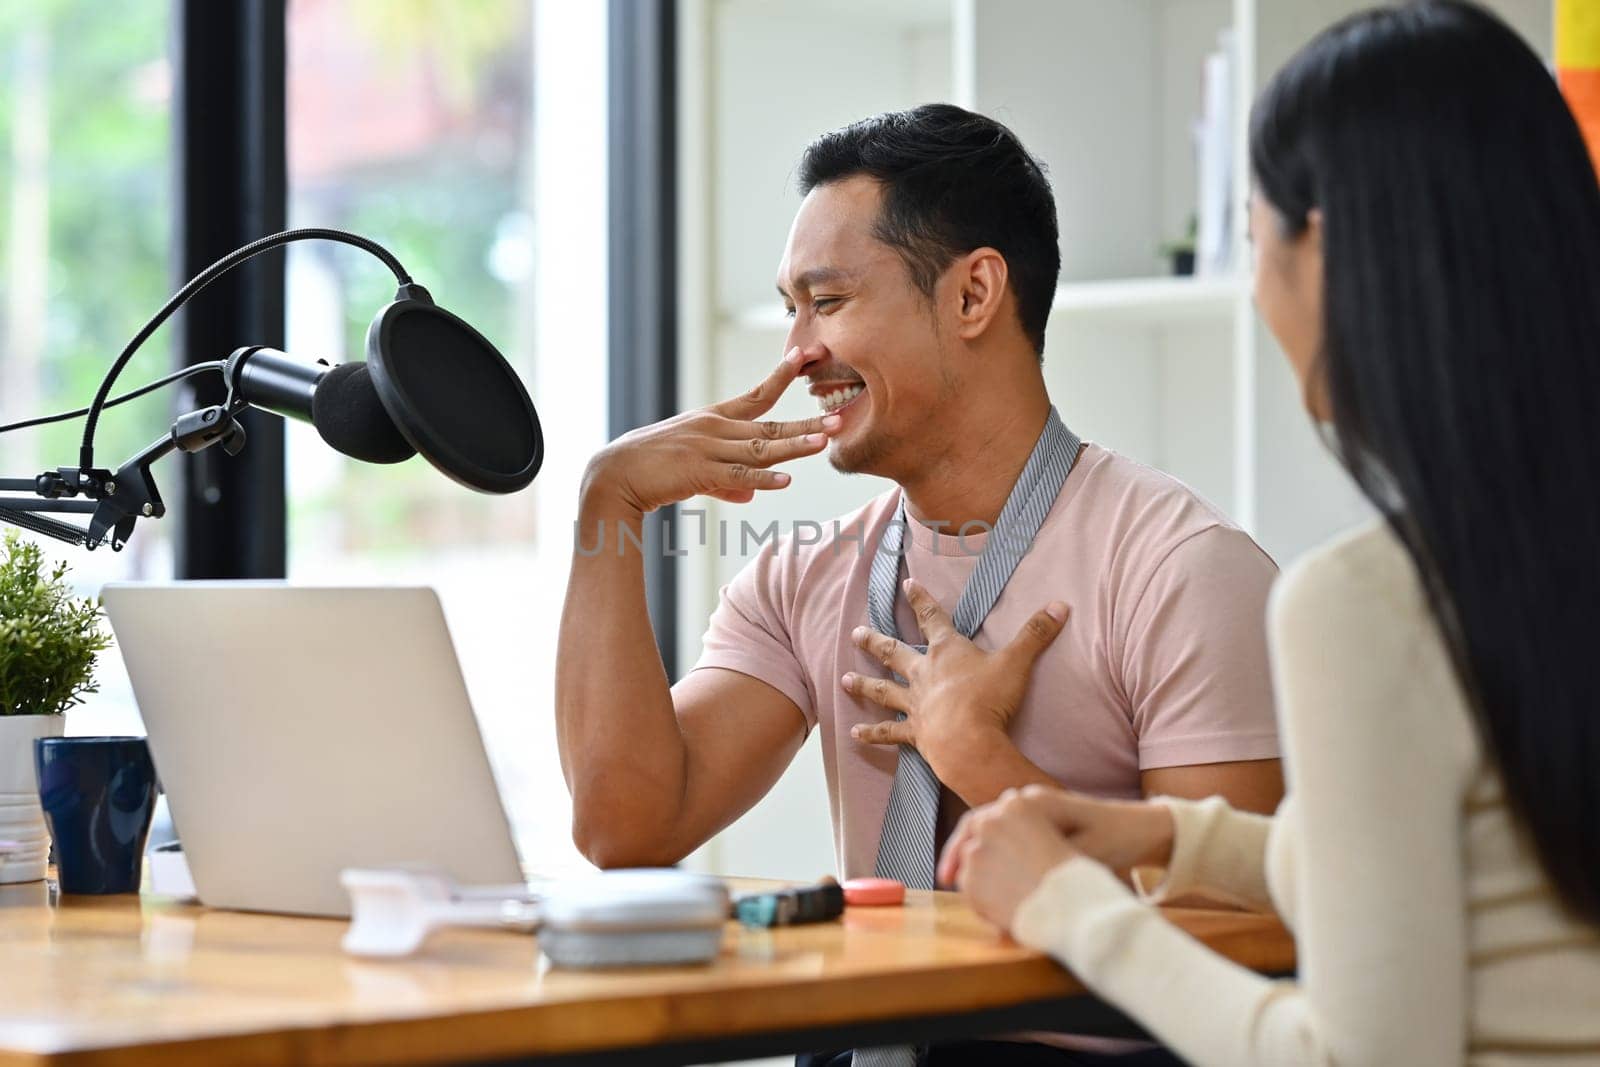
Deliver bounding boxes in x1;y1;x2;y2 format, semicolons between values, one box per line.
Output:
1558;0;1600;177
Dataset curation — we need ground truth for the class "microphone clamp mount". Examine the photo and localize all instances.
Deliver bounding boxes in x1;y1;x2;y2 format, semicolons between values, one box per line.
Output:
0;398;248;551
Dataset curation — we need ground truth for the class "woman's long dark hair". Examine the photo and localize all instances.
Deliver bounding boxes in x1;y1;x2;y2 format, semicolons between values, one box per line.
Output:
1251;0;1600;923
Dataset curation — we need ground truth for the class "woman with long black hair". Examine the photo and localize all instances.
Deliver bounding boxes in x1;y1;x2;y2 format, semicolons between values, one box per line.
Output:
847;2;1600;1061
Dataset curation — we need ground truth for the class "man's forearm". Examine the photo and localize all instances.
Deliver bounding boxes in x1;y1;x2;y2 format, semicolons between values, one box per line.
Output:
933;729;1059;808
555;483;690;865
553;355;834;867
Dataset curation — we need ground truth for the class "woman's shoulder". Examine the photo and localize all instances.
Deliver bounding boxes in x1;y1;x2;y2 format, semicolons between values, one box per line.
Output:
1269;521;1482;790
1269;517;1432;649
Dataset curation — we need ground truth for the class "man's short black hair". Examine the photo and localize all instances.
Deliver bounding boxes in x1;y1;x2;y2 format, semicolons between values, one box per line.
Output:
798;103;1059;356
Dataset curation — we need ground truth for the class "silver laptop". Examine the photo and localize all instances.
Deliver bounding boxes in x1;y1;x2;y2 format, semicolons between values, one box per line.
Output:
102;584;525;917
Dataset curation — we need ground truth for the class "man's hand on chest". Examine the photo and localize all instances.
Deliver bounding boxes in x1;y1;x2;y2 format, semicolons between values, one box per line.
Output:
843;578;1070;806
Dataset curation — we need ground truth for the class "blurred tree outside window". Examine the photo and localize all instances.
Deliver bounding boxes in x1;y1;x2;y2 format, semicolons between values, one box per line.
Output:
0;1;603;870
287;0;602;873
0;1;171;738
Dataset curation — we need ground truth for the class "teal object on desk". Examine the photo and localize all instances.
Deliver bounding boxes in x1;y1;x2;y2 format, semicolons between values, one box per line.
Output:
736;893;782;928
35;736;158;894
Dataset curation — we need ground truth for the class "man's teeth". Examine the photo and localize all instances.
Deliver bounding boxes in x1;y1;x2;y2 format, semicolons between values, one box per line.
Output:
818;384;865;413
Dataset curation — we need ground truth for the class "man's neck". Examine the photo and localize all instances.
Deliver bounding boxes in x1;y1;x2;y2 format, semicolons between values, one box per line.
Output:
899;391;1052;531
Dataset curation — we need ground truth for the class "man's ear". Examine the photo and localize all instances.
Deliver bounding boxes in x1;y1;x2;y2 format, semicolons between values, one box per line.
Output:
953;247;1009;342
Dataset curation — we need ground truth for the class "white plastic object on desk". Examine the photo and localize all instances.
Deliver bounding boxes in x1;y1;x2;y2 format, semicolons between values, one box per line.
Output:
341;868;538;958
341;867;730;968
539;868;729;968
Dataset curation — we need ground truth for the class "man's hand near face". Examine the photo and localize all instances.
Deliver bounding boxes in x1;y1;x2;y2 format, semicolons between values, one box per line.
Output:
556;347;842;869
584;345;840;514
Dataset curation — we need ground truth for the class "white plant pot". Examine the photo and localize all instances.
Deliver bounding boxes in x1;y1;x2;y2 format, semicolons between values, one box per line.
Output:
0;715;65;884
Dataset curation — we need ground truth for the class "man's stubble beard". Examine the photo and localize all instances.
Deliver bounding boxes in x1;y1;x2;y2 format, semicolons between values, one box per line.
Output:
826;394;957;483
826;427;897;477
828;337;962;481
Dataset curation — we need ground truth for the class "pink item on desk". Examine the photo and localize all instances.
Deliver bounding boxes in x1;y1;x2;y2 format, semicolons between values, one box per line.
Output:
842;877;905;906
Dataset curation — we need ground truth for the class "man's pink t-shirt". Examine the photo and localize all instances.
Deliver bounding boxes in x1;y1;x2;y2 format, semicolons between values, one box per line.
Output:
692;443;1280;879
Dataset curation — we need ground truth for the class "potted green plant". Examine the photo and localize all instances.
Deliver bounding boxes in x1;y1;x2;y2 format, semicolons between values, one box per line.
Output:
1160;214;1198;276
0;531;112;883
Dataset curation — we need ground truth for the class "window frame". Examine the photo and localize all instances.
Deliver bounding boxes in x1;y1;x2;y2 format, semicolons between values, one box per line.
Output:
608;0;680;673
172;0;288;579
172;0;683;673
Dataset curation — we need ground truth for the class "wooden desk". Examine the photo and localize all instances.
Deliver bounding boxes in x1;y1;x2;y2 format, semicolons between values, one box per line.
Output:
0;878;1293;1067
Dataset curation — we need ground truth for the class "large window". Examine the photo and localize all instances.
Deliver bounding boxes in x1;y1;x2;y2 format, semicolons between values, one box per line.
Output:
0;2;172;738
285;0;607;873
0;1;612;871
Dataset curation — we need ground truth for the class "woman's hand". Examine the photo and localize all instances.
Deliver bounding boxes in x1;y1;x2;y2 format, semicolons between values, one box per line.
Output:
939;785;1176;930
843;578;1067;781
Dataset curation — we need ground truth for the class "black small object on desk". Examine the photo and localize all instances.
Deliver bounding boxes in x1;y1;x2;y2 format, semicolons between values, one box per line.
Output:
734;879;846;928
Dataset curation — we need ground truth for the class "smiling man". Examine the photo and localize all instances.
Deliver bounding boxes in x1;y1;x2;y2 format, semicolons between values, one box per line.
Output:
556;104;1282;1063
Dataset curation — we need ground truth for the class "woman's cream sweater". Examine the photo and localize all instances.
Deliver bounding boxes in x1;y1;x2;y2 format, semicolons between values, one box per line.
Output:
1012;520;1600;1065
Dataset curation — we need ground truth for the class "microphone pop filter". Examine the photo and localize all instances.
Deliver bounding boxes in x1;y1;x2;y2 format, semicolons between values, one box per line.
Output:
365;287;543;494
311;363;418;464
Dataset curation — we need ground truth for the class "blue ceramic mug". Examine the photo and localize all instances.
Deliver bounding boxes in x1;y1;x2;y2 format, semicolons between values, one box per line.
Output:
34;736;158;894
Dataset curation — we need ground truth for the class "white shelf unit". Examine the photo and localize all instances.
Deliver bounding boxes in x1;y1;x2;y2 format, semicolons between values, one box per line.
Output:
733;275;1244;330
675;0;1553;880
1051;276;1244;322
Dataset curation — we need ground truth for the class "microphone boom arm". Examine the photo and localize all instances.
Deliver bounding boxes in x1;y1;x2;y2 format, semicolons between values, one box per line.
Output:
0;399;249;551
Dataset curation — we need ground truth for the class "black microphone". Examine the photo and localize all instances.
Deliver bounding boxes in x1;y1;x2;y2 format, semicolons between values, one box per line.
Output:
221;283;543;494
364;283;543;495
0;229;544;552
222;348;417;465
